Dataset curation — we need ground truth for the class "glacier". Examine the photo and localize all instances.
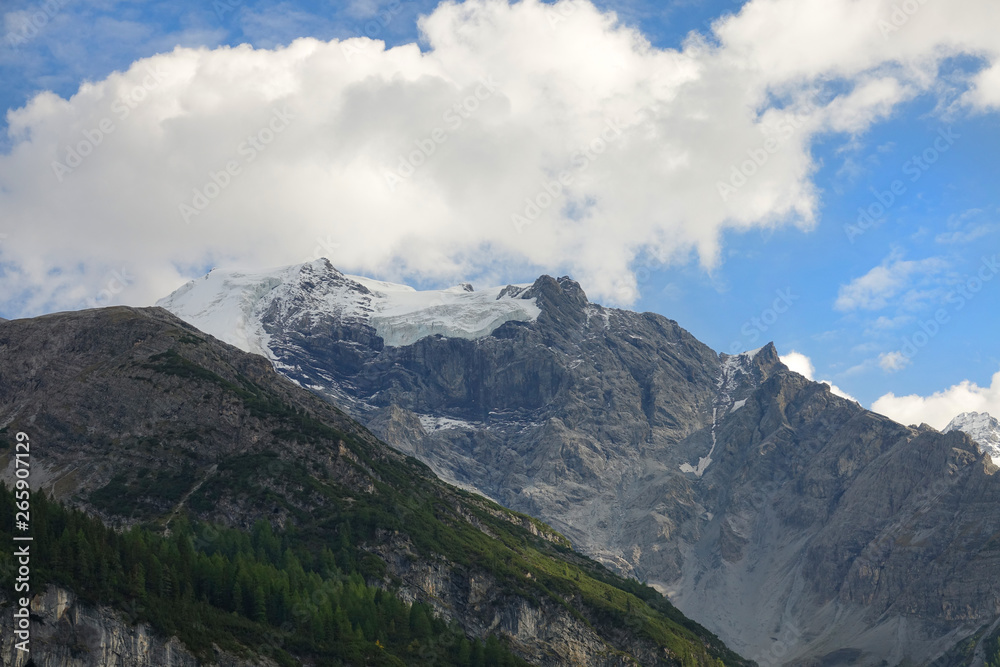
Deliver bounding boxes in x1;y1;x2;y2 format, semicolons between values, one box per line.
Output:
157;259;541;351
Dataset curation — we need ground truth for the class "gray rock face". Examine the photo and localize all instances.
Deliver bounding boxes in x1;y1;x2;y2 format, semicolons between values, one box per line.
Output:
219;265;725;563
0;306;747;667
0;586;274;667
159;262;1000;665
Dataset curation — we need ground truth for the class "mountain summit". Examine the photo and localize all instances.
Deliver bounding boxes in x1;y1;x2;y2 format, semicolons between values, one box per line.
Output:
156;259;542;353
945;411;1000;465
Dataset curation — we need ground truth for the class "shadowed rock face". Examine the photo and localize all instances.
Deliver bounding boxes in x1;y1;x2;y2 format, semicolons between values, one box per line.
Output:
160;263;1000;665
244;269;727;560
0;586;277;667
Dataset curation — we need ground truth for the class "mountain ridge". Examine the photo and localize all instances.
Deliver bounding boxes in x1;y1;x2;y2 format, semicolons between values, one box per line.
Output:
0;305;750;666
158;261;1000;666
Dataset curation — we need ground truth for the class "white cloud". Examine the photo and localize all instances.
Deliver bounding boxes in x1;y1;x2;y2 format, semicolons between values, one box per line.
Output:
780;351;816;380
934;208;999;244
866;315;913;332
780;351;857;402
835;251;948;312
963;60;1000;111
1;0;999;315
871;368;1000;429
935;224;997;244
878;350;911;372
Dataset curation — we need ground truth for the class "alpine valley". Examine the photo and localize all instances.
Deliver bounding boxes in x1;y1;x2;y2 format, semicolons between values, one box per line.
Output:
152;259;1000;667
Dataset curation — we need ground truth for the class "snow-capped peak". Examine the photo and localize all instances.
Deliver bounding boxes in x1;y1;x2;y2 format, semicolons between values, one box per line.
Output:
156;260;541;352
944;411;1000;466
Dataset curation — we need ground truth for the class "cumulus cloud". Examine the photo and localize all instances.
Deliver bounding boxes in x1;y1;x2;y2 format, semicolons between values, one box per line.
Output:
871;368;1000;429
834;251;948;311
1;0;1000;315
878;350;911;372
963;60;1000;111
780;351;857;402
780;351;816;380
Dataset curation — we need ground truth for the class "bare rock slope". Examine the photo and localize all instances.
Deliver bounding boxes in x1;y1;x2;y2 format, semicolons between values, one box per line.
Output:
160;260;1000;666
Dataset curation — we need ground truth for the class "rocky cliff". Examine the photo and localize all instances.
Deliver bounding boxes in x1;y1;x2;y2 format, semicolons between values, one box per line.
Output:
0;306;748;666
0;586;275;667
158;260;1000;666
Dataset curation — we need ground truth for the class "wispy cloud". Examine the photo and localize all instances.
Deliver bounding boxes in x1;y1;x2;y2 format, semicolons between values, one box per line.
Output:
934;208;999;244
835;251;948;312
878;350;911;372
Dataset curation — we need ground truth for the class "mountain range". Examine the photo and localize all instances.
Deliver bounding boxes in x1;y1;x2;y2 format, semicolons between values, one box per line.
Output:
157;260;1000;666
0;305;748;666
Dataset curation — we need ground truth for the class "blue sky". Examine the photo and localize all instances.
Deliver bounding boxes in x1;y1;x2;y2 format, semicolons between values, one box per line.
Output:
1;0;998;427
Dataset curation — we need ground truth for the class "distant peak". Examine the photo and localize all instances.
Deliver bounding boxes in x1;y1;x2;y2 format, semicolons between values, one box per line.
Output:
948;410;997;422
755;341;781;365
944;411;1000;466
301;257;339;274
524;275;589;306
724;342;781;376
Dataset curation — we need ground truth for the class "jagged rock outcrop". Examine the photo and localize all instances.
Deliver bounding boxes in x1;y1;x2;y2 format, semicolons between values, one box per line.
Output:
0;587;274;667
158;261;1000;666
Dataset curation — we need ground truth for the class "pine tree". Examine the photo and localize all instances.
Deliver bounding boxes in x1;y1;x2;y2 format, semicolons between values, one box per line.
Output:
253;585;267;623
231;581;243;615
485;635;503;665
458;638;473;666
471;640;486;667
409;603;432;639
